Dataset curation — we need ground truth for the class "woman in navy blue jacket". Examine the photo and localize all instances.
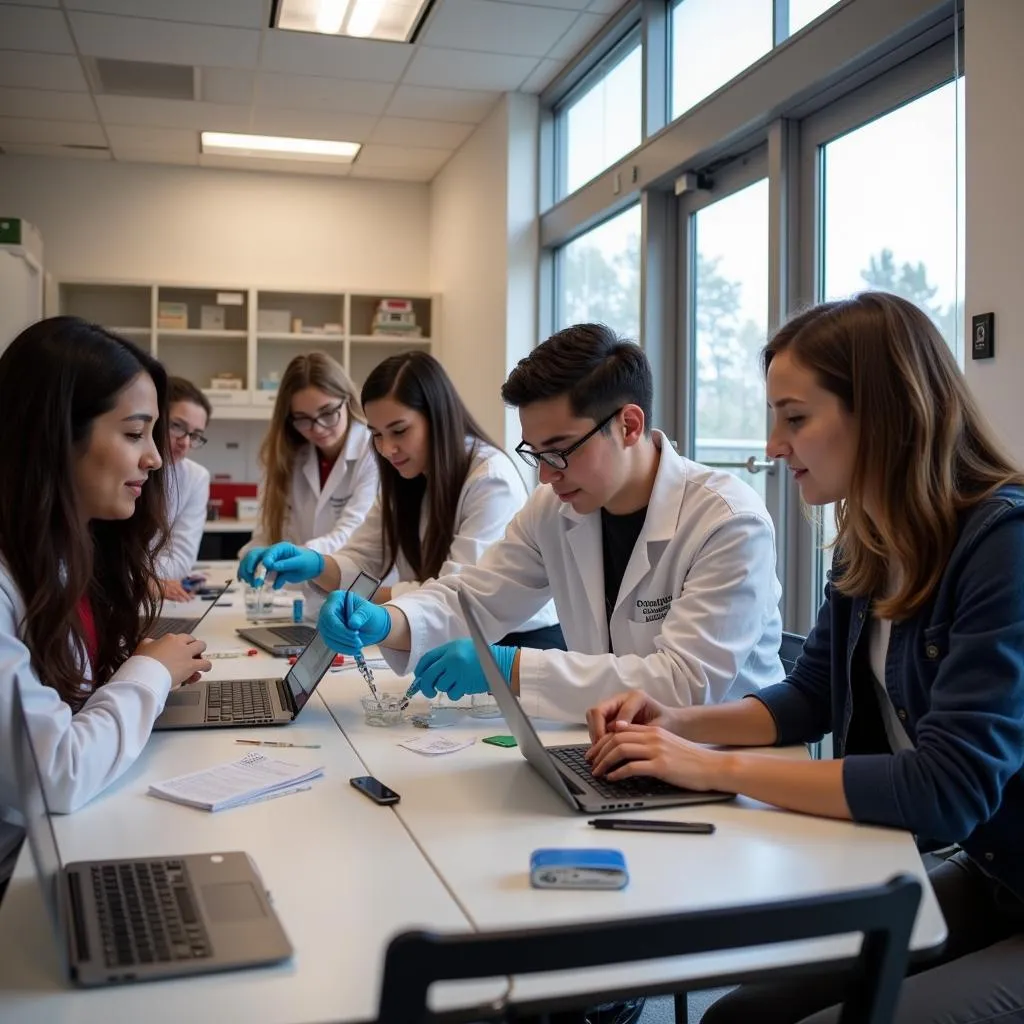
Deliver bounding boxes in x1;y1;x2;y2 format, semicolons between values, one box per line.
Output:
586;292;1024;1024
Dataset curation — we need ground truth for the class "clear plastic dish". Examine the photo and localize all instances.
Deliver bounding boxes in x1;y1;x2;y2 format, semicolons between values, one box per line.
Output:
360;693;406;727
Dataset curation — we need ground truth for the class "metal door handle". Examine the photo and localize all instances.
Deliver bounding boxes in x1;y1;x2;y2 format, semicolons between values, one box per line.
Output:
701;457;777;475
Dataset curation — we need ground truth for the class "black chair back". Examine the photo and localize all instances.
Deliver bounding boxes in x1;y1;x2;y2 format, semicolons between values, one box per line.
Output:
378;874;921;1024
780;630;807;676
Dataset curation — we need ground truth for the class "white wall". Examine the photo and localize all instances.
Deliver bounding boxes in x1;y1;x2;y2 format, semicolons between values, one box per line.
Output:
0;156;431;291
429;92;539;449
964;0;1024;462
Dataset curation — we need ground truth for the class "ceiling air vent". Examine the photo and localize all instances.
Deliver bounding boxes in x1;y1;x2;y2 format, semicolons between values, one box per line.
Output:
87;58;196;101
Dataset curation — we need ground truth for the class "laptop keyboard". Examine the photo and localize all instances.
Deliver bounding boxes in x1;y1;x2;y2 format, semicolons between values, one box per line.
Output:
549;744;681;800
147;617;200;639
266;625;315;646
92;860;211;968
205;679;276;724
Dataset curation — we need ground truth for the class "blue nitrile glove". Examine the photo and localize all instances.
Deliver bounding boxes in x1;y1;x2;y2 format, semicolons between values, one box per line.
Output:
409;638;517;701
238;546;270;585
318;589;392;656
245;542;324;588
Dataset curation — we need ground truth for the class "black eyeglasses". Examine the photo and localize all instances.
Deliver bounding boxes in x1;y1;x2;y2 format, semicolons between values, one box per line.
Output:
289;400;346;432
168;420;208;449
515;408;622;470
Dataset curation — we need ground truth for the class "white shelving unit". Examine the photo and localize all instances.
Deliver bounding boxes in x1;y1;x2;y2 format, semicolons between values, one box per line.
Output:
58;282;438;421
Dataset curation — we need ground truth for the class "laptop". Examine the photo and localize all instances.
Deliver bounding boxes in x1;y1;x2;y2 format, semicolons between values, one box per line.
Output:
153;629;337;730
11;683;292;987
458;589;736;814
236;571;380;656
145;579;232;640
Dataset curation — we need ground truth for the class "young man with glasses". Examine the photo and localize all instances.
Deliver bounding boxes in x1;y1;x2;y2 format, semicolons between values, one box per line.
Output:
153;377;211;602
315;323;785;722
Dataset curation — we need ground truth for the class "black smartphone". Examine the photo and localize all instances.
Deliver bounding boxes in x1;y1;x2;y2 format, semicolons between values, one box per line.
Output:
350;775;400;805
588;819;715;834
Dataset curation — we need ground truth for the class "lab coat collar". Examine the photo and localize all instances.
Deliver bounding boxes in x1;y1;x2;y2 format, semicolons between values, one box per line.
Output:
300;420;370;504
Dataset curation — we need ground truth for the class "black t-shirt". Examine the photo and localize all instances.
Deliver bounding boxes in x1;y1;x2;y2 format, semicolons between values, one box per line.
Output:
600;505;649;628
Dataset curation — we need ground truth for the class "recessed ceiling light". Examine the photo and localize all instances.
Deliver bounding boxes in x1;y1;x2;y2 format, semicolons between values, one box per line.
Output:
201;131;361;164
272;0;435;44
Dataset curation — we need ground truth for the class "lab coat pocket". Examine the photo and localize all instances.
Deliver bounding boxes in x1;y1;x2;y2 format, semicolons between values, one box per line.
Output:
625;614;663;654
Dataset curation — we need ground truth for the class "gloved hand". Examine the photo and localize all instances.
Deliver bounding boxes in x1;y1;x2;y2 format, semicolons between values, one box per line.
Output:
238;543;324;588
409;638;517;701
318;589;392;656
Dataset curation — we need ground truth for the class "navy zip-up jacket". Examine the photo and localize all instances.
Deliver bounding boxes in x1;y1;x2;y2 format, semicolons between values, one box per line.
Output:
755;486;1024;901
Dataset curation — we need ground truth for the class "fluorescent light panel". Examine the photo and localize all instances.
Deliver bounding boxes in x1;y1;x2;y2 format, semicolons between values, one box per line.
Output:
273;0;432;44
201;131;361;164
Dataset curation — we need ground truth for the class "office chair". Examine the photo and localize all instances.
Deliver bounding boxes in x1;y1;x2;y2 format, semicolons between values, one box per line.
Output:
377;874;921;1024
779;630;824;760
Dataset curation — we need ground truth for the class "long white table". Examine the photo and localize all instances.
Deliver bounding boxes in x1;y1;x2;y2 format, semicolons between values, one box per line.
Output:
0;590;493;1024
317;671;948;1007
0;580;948;1021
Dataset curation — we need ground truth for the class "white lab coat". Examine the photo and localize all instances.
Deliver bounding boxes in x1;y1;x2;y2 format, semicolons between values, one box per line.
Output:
385;431;784;722
244;421;379;557
328;441;557;633
0;561;171;821
154;458;210;580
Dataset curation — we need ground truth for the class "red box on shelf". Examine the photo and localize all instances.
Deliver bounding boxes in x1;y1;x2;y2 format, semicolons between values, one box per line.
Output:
208;480;257;519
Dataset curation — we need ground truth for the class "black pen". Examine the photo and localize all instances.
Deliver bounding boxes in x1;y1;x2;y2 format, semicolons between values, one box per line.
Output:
588;819;716;834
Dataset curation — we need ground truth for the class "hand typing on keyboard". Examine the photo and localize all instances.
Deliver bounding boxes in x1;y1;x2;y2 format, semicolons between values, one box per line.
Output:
134;633;213;687
586;720;728;794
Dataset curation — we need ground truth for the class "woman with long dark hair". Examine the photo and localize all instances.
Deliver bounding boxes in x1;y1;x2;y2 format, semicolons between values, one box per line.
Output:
0;317;212;828
240;351;561;648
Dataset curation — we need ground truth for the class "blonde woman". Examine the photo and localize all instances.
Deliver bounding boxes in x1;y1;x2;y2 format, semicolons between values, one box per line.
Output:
587;292;1024;1024
241;353;378;561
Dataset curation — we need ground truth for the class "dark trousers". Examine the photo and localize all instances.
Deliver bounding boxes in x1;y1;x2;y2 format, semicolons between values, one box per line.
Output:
499;623;567;651
701;850;1024;1024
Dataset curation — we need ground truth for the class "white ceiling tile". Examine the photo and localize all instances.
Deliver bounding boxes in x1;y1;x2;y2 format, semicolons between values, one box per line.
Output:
0;115;106;145
423;0;577;58
354;143;451;172
199;152;353;177
0;5;75;53
260;32;412;83
0;51;88;91
519;58;563;94
106;123;198;156
115;149;199;166
0;1;61;7
0;144;110;162
255;73;394;116
63;0;268;29
348;163;435;182
370;116;473;148
587;0;625;12
250;107;378;142
485;0;590;9
403;47;537;90
546;11;606;60
0;86;97;121
97;95;253;132
385;84;497;123
68;12;261;69
199;67;255;105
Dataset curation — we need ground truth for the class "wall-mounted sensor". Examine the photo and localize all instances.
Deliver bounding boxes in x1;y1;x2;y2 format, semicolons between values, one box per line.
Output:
971;312;995;359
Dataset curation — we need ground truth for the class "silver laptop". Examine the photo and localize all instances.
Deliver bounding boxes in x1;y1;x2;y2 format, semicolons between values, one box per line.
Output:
236;571;379;656
154;630;336;730
12;683;292;987
146;579;232;640
458;589;736;814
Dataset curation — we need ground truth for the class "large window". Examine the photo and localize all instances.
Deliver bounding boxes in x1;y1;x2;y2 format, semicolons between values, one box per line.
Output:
558;205;641;342
561;41;642;197
692;180;770;498
788;0;840;34
821;81;962;353
671;0;773;119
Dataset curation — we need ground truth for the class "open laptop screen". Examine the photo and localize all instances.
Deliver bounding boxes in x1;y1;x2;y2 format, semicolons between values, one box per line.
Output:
11;683;71;977
282;632;335;713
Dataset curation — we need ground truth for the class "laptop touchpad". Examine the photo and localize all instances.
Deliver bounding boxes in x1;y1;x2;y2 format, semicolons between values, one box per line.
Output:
202;882;266;922
166;690;202;706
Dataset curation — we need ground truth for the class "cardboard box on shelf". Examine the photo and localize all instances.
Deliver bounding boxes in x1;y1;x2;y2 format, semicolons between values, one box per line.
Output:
157;301;188;329
200;305;226;330
257;309;290;333
208;373;243;390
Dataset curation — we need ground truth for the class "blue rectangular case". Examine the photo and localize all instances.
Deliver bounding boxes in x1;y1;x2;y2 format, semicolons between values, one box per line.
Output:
529;848;629;890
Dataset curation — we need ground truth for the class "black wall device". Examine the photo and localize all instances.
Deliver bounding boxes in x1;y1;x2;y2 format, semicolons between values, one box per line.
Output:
971;312;995;359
